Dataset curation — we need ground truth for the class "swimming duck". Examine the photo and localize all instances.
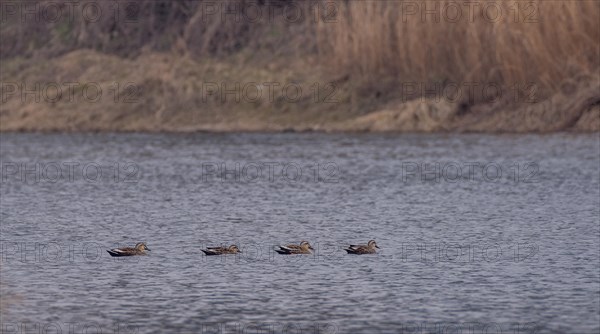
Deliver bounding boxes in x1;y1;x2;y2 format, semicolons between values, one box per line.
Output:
107;242;150;257
344;240;379;254
275;241;314;254
201;245;241;256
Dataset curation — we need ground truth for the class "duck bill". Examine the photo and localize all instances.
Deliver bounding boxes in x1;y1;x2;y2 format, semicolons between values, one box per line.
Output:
375;246;380;249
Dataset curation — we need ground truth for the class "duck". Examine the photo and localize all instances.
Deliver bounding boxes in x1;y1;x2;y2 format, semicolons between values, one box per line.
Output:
344;240;379;254
275;241;314;254
201;245;242;256
107;242;150;257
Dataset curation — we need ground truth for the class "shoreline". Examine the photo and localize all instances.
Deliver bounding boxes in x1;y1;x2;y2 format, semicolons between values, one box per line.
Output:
1;127;598;135
2;106;597;134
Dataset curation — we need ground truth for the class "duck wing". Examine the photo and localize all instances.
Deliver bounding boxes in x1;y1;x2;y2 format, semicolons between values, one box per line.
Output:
346;244;364;252
107;247;135;257
201;250;217;255
344;247;357;254
279;244;301;251
345;245;368;254
202;247;226;255
275;246;297;254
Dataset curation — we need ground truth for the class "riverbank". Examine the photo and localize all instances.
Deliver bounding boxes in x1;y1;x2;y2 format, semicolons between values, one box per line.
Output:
2;1;598;133
1;50;598;133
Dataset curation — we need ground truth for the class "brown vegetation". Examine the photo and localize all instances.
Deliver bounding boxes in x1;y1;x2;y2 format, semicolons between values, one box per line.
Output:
1;0;598;132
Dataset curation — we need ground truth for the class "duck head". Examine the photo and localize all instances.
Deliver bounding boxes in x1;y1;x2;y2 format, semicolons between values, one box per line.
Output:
368;240;379;249
135;242;150;251
300;240;314;251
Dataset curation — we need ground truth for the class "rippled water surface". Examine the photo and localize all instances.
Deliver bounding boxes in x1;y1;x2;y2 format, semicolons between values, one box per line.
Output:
1;133;599;334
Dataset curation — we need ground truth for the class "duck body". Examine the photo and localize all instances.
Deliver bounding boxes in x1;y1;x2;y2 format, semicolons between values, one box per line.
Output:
344;240;379;255
107;242;150;257
275;241;314;255
201;245;241;256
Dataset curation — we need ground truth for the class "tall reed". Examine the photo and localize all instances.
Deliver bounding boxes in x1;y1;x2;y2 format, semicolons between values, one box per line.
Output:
316;0;600;96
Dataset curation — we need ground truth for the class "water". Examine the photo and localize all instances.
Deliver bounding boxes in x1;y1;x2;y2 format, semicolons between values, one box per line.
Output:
1;133;598;334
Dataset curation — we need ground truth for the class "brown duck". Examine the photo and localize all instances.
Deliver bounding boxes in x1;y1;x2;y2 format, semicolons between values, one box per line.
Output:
201;245;242;256
107;242;150;257
344;240;379;254
275;241;314;254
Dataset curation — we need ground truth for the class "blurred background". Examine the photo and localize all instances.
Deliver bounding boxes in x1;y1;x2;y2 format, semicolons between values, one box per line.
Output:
1;0;599;132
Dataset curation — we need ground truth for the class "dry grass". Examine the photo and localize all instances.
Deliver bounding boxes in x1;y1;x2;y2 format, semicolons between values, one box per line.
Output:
316;0;600;99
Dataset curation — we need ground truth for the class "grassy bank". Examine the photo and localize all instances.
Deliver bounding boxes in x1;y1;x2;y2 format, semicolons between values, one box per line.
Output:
1;0;598;132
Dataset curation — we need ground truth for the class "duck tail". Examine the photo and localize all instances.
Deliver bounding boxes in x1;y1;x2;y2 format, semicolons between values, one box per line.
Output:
107;249;121;257
201;249;217;256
